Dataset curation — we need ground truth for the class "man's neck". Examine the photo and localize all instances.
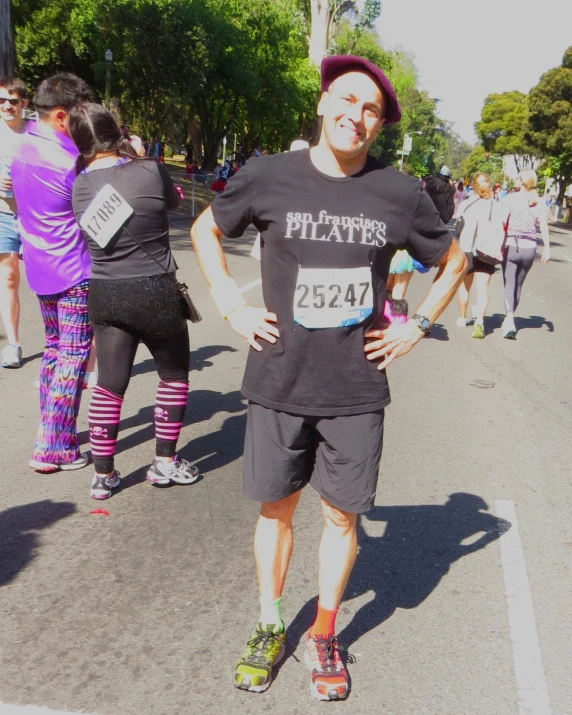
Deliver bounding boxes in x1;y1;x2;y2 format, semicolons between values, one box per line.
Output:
310;143;368;178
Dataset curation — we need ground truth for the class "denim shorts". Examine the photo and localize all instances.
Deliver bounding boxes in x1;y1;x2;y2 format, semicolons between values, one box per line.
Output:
0;212;21;255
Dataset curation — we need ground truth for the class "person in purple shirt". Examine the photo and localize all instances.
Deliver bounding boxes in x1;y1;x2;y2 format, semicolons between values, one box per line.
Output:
11;73;93;473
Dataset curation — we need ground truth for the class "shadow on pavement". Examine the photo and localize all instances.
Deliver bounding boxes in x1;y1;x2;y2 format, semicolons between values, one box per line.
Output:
179;412;247;474
489;313;554;333
132;344;238;378
285;493;510;653
0;500;76;587
426;323;449;341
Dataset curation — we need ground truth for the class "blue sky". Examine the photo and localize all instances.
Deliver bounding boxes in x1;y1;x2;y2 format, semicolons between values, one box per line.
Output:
374;0;571;143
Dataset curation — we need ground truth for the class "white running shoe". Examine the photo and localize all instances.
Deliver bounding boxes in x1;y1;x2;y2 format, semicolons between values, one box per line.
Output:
146;454;200;486
29;453;90;473
91;471;121;499
1;344;23;368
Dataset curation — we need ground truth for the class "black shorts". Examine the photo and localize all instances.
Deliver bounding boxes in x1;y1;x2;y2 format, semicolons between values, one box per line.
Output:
243;402;384;514
464;252;496;276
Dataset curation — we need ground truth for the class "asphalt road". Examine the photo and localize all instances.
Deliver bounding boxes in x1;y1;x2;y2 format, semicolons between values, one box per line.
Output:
0;220;571;715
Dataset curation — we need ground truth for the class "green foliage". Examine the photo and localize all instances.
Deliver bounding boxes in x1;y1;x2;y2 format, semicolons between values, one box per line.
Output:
475;91;534;169
527;46;572;201
461;145;504;185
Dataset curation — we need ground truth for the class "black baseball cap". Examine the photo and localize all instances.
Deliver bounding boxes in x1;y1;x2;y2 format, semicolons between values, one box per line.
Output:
321;55;402;125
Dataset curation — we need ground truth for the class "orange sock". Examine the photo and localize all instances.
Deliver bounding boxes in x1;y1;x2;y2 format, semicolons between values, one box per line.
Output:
309;602;339;638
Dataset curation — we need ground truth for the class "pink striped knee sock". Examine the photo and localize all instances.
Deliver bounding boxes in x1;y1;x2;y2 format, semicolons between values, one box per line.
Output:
89;386;123;474
154;380;188;457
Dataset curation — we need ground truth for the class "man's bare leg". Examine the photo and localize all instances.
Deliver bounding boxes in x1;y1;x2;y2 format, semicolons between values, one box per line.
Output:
0;252;20;346
234;491;301;693
255;490;301;612
305;498;358;701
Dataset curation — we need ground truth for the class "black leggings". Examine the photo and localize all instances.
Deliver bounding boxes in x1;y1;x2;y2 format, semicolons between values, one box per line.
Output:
87;274;190;473
89;325;190;473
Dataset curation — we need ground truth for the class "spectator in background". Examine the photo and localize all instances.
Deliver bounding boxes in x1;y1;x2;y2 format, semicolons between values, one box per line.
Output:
120;124;145;157
0;76;29;369
453;180;467;218
424;165;456;223
10;72;93;473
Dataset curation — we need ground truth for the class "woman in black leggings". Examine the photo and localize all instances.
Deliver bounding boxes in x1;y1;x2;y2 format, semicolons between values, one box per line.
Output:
70;103;199;499
501;170;551;339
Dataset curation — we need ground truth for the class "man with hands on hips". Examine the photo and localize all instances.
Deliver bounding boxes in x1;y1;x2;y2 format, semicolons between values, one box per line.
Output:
192;55;466;701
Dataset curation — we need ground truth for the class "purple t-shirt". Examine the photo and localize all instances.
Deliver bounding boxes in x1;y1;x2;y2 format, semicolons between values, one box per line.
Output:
11;122;90;295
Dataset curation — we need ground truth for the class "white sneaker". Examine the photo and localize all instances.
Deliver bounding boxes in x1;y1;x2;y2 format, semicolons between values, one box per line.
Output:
456;317;468;327
501;319;517;339
29;453;90;473
1;344;22;368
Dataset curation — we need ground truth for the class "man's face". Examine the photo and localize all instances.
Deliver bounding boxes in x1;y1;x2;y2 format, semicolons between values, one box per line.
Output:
318;71;385;159
121;126;130;138
0;90;27;123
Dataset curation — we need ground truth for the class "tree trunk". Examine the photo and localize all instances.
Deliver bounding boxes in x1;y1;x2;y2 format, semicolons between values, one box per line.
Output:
0;0;15;79
308;1;356;66
187;115;202;163
308;0;331;67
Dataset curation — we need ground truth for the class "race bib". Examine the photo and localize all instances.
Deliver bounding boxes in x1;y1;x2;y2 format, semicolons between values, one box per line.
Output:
80;184;134;248
294;266;373;329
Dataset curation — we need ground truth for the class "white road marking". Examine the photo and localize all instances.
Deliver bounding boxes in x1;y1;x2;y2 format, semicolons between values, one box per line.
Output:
239;278;262;294
560;254;572;263
496;500;552;715
0;706;90;714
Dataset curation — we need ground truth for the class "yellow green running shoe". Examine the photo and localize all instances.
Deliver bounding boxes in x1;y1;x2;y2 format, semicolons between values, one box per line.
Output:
234;623;286;693
472;322;484;339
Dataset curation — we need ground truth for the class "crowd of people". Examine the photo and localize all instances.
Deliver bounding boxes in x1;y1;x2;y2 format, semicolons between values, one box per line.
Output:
0;52;552;703
385;164;551;340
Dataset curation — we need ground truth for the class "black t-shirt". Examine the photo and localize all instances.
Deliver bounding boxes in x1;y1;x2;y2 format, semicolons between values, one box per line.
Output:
212;149;452;416
72;159;179;280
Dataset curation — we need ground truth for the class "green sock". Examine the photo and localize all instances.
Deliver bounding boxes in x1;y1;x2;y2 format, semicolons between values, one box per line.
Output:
259;596;284;632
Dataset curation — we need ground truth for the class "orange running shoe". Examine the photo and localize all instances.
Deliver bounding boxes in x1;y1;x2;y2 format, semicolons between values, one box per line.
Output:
304;634;350;701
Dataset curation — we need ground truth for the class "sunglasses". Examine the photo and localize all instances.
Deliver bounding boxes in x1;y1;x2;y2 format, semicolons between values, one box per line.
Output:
0;98;22;107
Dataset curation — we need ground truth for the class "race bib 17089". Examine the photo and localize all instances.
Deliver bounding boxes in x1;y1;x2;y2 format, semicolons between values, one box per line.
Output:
293;266;373;329
79;184;134;249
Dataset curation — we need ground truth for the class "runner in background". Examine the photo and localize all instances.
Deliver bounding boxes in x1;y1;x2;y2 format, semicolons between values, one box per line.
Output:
0;77;29;369
455;172;502;338
500;169;551;339
192;54;465;701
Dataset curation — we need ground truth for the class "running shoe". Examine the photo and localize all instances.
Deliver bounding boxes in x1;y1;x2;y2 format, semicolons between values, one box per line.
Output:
234;624;286;693
501;319;517;340
472;322;484;339
91;470;121;500
29;453;89;473
305;634;350;701
1;344;22;368
145;454;200;486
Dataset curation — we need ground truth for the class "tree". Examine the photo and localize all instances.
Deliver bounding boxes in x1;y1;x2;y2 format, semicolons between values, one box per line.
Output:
475;91;535;171
1;0;15;77
527;46;572;203
305;0;380;67
461;145;504;185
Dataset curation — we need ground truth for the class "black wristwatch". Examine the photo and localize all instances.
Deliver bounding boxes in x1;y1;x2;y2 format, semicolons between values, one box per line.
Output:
411;314;432;334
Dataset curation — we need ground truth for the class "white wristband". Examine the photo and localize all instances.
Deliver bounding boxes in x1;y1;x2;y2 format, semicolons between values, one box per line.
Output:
210;276;247;319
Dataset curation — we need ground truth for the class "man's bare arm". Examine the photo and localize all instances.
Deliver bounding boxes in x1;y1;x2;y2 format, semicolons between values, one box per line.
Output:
191;207;279;351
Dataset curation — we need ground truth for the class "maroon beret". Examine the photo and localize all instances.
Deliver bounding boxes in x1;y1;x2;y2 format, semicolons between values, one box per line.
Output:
321;55;402;125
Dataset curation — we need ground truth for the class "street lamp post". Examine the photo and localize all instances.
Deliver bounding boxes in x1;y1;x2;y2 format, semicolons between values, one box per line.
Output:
398;131;422;172
104;49;113;111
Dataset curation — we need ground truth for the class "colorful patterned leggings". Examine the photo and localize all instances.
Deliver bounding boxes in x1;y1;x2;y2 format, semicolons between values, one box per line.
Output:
34;281;93;464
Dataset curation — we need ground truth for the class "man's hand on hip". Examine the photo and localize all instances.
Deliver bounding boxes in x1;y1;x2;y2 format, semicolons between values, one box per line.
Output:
364;319;424;370
227;306;279;352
